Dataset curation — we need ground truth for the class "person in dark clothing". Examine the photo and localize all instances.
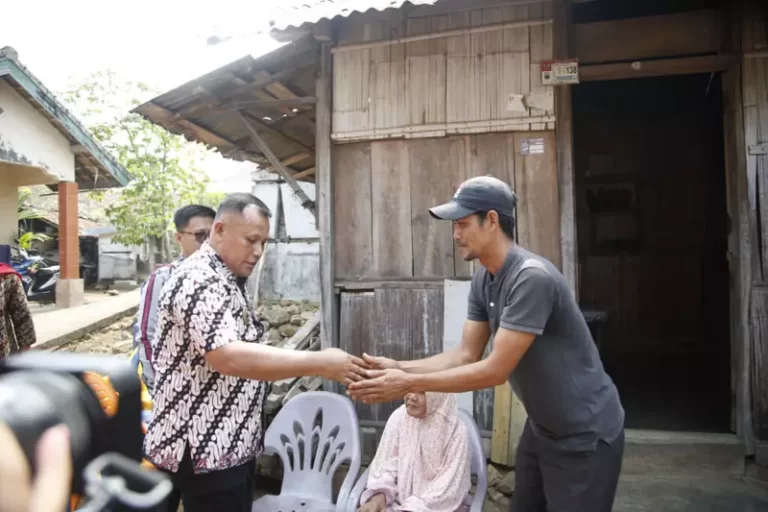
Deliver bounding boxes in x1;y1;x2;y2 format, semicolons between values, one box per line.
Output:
348;176;625;512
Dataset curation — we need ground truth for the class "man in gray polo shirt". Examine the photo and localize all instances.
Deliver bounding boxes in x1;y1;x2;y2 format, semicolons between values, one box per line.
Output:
348;176;625;512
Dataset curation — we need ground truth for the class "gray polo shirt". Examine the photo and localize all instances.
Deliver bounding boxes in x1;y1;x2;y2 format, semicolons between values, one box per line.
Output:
468;245;624;451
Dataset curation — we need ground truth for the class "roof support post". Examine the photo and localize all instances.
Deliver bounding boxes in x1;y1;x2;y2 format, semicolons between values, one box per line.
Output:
316;42;337;392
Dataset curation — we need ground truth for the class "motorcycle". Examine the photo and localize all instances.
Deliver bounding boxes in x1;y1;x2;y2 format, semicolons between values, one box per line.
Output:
11;248;47;294
12;247;98;303
25;263;59;302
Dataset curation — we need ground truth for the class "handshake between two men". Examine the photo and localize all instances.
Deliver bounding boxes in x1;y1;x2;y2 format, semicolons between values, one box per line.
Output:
316;349;409;405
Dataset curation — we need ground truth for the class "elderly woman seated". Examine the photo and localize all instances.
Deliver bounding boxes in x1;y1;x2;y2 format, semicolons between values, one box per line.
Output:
358;392;472;512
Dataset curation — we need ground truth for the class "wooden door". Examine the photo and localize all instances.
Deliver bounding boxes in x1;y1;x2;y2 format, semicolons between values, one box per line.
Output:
491;130;561;466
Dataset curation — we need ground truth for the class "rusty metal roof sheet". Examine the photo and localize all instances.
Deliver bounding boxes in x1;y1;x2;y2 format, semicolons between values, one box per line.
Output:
132;36;320;183
268;0;441;32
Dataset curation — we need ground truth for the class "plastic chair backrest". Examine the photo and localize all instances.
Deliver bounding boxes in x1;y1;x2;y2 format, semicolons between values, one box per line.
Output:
263;391;362;507
457;408;488;512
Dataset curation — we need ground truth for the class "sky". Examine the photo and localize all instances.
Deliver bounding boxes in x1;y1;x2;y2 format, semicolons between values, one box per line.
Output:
4;0;297;192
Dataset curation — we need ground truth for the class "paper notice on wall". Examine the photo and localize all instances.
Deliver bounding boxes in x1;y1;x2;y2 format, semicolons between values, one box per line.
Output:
521;138;545;156
506;93;526;113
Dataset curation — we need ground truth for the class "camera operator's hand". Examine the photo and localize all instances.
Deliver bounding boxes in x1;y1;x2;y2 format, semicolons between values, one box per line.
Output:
0;423;72;512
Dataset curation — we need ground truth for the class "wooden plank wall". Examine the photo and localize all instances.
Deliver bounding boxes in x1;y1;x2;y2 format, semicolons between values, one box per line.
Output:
333;131;560;447
332;131;558;281
332;0;554;141
742;4;768;459
339;287;444;423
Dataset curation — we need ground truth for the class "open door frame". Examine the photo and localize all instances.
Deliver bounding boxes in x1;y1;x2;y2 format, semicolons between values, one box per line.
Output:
554;0;755;453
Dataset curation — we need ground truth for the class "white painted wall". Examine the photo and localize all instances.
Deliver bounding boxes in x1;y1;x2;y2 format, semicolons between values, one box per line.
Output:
248;175;320;302
0;185;16;246
280;182;319;238
444;280;474;413
0;80;74;185
256;241;320;302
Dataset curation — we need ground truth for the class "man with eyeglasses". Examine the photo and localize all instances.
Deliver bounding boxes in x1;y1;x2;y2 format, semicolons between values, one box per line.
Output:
131;204;216;393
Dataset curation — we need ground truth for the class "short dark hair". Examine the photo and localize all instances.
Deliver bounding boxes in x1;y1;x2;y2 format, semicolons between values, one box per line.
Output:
215;192;272;221
173;204;216;231
476;211;515;240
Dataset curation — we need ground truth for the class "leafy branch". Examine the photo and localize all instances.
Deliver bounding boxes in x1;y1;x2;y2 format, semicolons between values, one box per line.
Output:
62;70;211;260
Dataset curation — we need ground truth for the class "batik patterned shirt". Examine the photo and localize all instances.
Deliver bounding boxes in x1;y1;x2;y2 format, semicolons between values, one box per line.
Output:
0;274;36;358
143;242;268;473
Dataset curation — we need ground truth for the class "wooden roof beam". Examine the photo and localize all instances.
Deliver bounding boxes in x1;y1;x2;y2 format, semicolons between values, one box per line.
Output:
240;110;315;156
291;167;316;180
227;66;299;100
233;96;316;109
236;110;316;219
579;54;735;82
137;102;238;151
270;152;310;169
181;86;315;156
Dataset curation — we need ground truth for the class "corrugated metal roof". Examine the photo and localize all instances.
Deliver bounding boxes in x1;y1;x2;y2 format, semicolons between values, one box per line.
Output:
268;0;441;32
0;47;130;190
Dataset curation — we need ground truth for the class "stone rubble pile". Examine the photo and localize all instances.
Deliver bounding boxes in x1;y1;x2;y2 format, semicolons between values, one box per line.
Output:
255;300;323;419
483;463;516;511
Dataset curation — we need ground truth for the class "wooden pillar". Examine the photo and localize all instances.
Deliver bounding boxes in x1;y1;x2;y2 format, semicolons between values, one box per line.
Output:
57;181;83;308
554;0;578;297
317;43;338;390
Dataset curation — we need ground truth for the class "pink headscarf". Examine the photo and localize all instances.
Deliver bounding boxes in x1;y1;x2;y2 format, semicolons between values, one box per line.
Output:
361;393;472;512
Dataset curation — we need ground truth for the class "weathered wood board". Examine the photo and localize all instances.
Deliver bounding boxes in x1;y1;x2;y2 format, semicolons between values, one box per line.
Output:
339;287;444;423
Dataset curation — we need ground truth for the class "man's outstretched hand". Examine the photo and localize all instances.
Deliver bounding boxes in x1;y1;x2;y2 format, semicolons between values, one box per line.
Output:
346;368;413;404
318;348;370;386
361;352;399;371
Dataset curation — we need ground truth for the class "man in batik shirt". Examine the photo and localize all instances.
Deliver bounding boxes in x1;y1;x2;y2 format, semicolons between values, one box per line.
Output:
143;193;367;512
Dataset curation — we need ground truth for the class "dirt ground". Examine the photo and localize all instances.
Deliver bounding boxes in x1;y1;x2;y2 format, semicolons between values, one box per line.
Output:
54;314;135;355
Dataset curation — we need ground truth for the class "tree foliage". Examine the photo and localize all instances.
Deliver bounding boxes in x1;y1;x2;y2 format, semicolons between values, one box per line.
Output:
17;187;51;250
62;70;211;259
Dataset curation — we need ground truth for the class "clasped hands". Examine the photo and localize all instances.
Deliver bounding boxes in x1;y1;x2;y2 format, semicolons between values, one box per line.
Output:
318;349;411;404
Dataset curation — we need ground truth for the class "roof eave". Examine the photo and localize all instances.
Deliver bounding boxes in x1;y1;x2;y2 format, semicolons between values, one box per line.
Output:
0;58;131;188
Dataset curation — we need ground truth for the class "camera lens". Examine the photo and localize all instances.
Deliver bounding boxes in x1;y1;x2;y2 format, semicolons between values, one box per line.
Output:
0;371;94;479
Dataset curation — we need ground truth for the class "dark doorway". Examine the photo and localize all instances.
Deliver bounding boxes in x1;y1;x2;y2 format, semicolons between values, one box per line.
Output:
573;73;731;432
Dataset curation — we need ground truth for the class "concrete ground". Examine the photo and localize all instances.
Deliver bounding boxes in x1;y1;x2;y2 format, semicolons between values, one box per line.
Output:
28;288;134;315
614;472;768;512
31;289;140;349
614;431;768;512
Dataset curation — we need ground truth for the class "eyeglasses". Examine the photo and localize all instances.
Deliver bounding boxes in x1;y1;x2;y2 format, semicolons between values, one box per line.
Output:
179;231;209;243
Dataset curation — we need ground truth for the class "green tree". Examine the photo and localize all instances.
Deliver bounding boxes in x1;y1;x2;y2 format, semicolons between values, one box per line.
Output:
196;191;226;210
62;70;211;261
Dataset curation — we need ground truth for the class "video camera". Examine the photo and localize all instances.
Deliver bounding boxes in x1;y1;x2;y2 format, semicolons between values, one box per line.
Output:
0;351;172;511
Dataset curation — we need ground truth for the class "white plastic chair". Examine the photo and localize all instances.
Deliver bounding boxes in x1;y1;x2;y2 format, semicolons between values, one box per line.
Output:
252;391;362;512
345;408;488;512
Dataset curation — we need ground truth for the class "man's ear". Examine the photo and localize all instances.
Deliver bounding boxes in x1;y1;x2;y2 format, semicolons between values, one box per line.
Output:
486;210;500;229
174;232;183;245
212;219;225;236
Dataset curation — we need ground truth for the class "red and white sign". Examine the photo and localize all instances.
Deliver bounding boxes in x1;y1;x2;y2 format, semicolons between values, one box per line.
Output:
541;59;580;85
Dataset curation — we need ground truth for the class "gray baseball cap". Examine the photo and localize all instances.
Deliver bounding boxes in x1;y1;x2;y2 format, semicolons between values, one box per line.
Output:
429;176;517;221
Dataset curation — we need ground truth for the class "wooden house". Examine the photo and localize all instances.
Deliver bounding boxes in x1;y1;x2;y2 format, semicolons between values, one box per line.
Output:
135;0;768;467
